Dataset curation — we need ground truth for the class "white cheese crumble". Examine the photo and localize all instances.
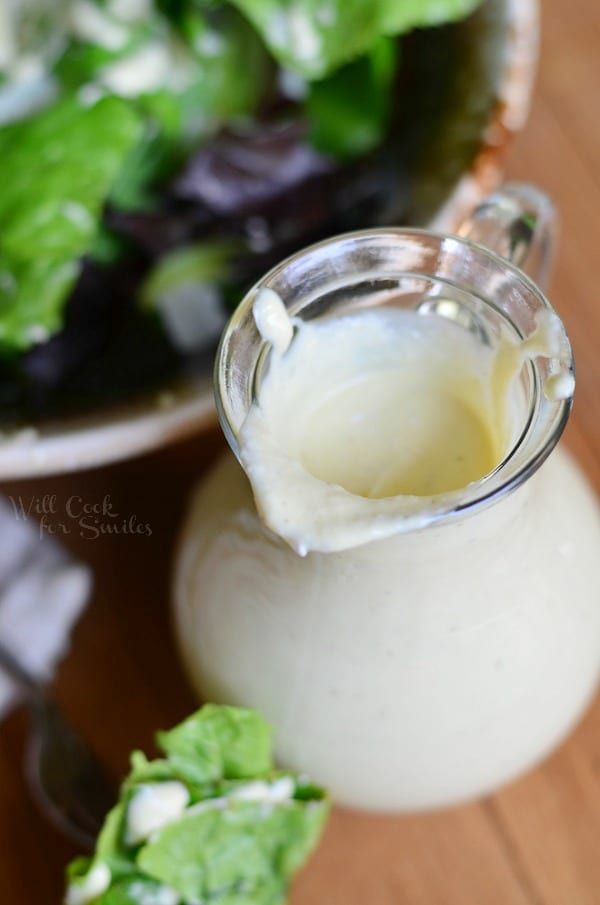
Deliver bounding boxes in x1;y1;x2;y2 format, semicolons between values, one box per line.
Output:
0;73;57;125
128;881;180;905
69;1;128;51
99;40;195;97
61;200;94;230
0;0;67;81
100;43;172;96
229;776;295;803
65;863;111;905
160;777;296;823
125;782;191;846
77;82;105;107
107;0;153;22
157;282;227;353
277;68;308;101
194;29;225;58
25;324;51;344
267;5;323;66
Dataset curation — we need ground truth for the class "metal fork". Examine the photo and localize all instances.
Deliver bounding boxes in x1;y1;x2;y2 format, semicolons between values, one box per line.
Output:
0;641;116;849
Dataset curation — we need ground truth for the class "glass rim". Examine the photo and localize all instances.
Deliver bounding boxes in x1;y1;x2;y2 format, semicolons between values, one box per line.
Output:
214;225;573;530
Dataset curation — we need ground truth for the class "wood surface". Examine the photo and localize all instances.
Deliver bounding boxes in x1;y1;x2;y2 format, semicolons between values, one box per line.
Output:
1;0;599;901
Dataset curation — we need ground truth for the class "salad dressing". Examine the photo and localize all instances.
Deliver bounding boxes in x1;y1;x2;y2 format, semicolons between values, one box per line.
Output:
239;290;572;555
174;281;600;810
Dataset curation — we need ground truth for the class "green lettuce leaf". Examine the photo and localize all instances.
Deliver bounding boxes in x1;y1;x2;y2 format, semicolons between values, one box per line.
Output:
137;797;329;902
0;95;142;350
65;705;329;905
306;35;397;158
170;5;272;124
54;3;271;211
66;856;95;886
156;704;272;783
125;750;220;805
57;1;271;144
224;0;482;78
139;241;241;310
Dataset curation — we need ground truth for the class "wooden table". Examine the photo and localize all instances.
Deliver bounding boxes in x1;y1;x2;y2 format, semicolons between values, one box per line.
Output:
2;1;600;901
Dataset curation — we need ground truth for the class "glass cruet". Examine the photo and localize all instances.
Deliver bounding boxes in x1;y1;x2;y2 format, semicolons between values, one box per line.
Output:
173;185;600;811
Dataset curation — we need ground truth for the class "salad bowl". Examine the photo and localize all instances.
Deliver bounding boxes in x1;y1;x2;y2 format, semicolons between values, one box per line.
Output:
0;0;538;478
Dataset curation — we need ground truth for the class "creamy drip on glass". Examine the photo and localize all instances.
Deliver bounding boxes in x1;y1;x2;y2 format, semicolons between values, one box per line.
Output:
239;289;572;555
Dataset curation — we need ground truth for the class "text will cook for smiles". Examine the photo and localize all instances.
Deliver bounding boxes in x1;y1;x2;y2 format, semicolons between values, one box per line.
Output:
8;494;153;540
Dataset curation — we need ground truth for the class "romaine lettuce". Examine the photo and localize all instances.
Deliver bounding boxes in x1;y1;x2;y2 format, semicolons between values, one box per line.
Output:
0;0;485;362
306;35;397;158
156;704;273;782
224;0;482;78
64;705;329;905
137;797;328;902
0;96;142;351
55;3;272;209
57;2;271;143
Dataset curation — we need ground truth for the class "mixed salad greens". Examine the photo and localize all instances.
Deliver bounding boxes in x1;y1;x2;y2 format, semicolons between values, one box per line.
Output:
0;0;484;416
65;704;330;905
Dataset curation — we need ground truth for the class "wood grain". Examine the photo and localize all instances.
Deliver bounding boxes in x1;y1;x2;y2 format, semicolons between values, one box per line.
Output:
1;0;599;901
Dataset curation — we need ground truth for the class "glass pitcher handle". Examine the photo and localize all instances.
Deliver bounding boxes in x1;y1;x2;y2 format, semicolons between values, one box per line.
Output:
456;183;557;289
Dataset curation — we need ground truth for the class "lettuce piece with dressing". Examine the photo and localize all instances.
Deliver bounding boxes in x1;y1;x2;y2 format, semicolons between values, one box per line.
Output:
223;0;483;78
57;1;271;146
0;95;142;352
64;705;330;905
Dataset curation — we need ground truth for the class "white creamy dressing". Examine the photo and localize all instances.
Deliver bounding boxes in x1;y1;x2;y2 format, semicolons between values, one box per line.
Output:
228;776;295;803
100;41;192;97
277;68;308;101
127;883;179;905
69;1;129;51
158;282;227;353
180;777;296;818
240;290;574;555
0;0;57;74
125;777;294;846
266;5;323;68
252;288;295;354
175;288;600;810
0;75;57;125
545;369;576;401
67;872;179;905
194;28;226;58
67;0;197;100
107;0;154;22
125;781;190;845
175;449;600;811
0;0;62;124
66;777;296;903
69;0;153;48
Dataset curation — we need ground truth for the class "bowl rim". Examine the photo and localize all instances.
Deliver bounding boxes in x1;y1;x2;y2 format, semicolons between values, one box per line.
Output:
0;0;540;480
